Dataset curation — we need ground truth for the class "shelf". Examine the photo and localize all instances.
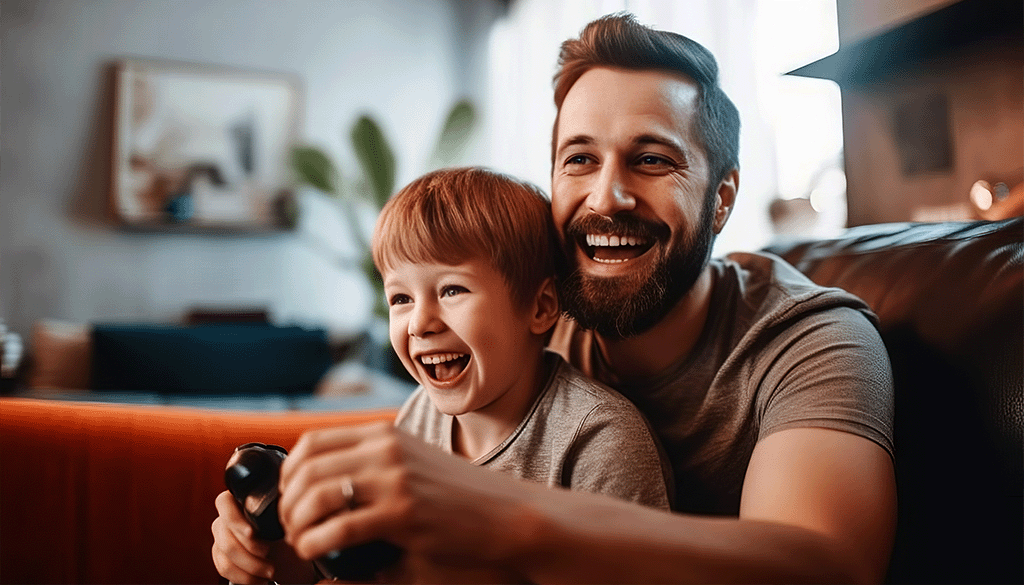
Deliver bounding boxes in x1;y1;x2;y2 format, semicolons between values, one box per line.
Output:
786;0;1023;86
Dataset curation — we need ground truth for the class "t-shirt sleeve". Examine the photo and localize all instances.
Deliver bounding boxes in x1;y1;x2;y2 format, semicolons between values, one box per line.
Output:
562;402;673;510
757;305;895;460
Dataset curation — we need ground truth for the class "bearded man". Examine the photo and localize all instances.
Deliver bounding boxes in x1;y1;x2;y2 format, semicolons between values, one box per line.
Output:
241;13;897;584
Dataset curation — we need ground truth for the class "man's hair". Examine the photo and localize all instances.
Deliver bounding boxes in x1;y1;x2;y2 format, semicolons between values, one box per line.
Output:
372;167;560;309
552;12;741;186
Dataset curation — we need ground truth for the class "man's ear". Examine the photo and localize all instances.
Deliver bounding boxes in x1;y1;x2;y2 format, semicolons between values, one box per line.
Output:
529;277;561;335
712;168;739;234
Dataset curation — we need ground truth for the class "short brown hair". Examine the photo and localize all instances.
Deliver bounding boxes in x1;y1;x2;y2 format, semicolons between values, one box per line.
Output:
372;167;559;309
552;12;740;186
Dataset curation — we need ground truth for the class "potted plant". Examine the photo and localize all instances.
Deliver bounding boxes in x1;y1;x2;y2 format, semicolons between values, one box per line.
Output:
290;100;477;374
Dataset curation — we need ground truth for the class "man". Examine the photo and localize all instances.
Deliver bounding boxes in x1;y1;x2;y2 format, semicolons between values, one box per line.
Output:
271;13;897;583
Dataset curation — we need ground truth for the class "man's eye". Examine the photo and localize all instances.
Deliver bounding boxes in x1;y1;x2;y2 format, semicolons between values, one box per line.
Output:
389;294;411;306
441;285;467;298
638;154;672;166
565;154;591;166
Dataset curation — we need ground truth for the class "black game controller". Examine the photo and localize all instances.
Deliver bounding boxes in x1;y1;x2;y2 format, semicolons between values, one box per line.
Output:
224;442;404;582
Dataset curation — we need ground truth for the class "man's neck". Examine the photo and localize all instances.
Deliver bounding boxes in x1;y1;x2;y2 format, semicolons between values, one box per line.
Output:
595;267;715;382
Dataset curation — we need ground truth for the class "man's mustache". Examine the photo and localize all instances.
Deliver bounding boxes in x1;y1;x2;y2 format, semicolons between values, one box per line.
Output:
564;213;671;242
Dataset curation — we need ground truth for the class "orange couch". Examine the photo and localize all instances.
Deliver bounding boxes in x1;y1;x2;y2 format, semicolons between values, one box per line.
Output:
0;397;397;584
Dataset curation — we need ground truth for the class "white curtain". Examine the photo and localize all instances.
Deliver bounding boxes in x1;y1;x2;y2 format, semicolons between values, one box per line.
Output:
482;0;843;254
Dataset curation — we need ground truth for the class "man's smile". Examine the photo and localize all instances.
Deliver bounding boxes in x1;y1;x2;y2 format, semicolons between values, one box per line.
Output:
565;213;668;269
582;232;656;264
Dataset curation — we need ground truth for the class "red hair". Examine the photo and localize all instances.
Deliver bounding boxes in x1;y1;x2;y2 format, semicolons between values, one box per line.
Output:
372;167;560;308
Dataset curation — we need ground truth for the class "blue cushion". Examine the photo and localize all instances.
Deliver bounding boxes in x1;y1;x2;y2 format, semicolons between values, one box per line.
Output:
91;324;332;395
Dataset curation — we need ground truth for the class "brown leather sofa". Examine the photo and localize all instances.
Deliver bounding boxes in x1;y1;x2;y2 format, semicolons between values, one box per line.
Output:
766;217;1022;584
1;218;1020;584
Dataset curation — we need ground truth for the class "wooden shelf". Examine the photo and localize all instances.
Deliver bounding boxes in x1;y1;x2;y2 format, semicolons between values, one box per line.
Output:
786;0;1023;86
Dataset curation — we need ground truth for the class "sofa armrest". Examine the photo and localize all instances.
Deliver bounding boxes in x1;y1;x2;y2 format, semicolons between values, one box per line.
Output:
0;398;397;584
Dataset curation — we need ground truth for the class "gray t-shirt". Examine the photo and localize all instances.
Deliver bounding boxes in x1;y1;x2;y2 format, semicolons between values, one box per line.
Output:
548;252;895;516
396;351;671;510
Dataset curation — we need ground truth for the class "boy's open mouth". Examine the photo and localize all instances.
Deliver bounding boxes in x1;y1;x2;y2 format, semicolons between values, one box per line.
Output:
419;352;471;382
581;233;656;264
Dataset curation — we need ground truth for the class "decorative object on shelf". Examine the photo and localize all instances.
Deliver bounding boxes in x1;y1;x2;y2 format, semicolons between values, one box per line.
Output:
0;321;24;392
291;99;477;318
111;58;301;232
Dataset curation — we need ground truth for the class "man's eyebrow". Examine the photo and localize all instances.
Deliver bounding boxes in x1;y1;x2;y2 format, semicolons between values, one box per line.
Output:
633;133;689;162
556;134;595;154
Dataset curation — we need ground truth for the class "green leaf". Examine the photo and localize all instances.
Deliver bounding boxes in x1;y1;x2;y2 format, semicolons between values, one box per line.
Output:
290;146;337;195
360;253;388;318
428;99;477;170
350;115;396;210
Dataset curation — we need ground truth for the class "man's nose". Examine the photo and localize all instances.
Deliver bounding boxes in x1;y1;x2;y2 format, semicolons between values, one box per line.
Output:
587;161;636;217
409;300;444;338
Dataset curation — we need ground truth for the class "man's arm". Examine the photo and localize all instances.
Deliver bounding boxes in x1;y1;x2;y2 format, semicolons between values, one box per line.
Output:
523;427;895;584
277;424;895;584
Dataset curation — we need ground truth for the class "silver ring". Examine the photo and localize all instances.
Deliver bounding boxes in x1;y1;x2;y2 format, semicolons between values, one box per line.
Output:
340;475;356;510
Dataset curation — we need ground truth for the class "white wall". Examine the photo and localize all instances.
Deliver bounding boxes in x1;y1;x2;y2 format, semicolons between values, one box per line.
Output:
0;0;500;342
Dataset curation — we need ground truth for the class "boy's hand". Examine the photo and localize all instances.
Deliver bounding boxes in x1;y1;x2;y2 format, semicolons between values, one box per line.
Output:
212;490;317;584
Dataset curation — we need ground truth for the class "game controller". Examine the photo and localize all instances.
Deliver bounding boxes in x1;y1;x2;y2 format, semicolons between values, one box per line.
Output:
224;442;404;581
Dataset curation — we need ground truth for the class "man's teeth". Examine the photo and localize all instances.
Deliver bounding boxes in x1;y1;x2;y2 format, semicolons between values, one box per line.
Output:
586;234;644;247
420;353;466;365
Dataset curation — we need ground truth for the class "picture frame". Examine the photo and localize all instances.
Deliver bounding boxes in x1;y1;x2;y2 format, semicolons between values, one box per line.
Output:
111;58;301;232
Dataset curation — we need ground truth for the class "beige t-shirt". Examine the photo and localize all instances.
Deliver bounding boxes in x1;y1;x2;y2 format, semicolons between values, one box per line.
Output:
396;351;672;510
548;252;895;516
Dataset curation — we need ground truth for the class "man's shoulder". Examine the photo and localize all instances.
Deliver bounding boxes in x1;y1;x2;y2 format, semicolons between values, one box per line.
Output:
715;251;877;329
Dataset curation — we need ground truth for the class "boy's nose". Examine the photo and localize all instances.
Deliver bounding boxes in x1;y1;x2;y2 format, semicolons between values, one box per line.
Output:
587;162;636;218
408;301;444;338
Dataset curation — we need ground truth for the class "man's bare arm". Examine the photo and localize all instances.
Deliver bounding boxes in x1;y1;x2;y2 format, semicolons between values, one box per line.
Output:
522;427;896;584
277;424;895;584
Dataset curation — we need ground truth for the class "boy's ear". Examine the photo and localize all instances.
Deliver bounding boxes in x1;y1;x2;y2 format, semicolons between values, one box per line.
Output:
529;277;560;335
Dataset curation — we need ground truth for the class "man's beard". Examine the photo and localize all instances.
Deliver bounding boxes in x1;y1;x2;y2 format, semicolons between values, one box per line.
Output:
557;191;716;340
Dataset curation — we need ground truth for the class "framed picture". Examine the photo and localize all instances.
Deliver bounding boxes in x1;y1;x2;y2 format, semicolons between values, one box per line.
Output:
111;59;301;231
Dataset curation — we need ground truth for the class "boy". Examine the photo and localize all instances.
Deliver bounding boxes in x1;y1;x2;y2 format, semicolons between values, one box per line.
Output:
379;167;669;501
212;167;669;584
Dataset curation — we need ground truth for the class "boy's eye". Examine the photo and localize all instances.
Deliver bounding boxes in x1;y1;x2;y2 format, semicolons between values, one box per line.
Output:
389;293;411;306
441;285;468;298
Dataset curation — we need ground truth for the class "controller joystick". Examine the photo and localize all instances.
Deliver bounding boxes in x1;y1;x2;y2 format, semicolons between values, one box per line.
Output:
224;442;404;581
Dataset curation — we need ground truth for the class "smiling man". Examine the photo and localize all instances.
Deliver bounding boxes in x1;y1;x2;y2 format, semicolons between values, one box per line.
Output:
271;13;898;584
545;13;897;574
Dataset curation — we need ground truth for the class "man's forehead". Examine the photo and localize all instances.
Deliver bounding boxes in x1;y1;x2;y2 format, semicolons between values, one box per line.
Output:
555;67;700;149
564;66;699;109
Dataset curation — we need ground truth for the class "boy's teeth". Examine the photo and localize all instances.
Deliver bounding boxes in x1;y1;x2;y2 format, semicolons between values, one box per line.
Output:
420;352;466;365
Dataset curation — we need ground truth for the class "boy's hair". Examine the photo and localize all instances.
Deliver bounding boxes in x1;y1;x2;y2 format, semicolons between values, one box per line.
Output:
551;12;741;187
372;167;560;309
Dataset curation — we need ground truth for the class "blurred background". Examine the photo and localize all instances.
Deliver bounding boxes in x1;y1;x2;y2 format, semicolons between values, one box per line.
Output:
1;0;1020;362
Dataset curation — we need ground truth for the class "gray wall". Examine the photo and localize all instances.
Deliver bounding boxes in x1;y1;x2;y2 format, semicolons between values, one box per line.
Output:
1;0;500;342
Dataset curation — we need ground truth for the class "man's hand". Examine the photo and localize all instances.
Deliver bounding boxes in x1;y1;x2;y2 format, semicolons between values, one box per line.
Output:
276;422;535;575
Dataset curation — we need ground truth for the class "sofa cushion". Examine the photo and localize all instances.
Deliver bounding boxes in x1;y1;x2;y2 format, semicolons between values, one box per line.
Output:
0;397;397;584
91;324;332;395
